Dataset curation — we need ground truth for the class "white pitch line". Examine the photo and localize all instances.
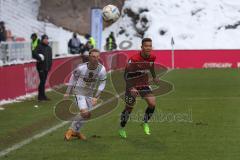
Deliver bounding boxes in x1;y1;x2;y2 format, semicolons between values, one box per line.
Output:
0;121;68;158
0;69;173;157
0;93;122;157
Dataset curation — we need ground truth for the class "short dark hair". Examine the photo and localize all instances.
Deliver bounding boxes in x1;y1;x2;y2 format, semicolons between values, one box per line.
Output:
0;21;5;26
31;33;37;39
142;38;152;45
85;34;91;39
41;34;48;41
89;48;100;55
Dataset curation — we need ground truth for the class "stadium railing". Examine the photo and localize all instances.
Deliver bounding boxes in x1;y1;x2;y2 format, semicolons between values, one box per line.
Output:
0;41;59;65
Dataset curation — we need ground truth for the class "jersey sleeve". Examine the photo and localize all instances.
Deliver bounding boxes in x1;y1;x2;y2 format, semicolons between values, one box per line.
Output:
128;55;136;64
99;66;107;81
124;57;133;80
149;54;156;66
152;54;156;62
128;58;133;64
70;68;81;84
95;66;107;98
66;67;81;94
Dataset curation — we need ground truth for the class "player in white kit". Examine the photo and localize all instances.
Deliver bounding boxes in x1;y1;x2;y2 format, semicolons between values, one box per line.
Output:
64;49;107;140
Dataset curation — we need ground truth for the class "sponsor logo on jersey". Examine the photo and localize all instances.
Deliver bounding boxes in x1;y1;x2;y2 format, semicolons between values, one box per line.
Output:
83;72;97;82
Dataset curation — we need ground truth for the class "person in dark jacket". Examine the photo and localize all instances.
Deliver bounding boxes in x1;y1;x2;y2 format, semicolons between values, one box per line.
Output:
31;33;40;58
68;33;82;54
33;34;52;101
0;21;7;43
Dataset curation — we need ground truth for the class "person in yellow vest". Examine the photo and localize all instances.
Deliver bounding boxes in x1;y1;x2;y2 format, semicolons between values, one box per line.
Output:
31;33;40;58
106;32;117;51
84;34;96;48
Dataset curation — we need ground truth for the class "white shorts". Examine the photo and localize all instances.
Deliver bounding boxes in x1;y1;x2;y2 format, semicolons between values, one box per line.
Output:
75;95;93;110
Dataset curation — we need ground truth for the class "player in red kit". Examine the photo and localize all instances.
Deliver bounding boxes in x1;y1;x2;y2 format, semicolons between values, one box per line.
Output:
119;38;160;138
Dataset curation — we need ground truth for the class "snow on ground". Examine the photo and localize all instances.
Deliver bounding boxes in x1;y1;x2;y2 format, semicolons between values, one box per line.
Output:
0;92;37;106
1;0;240;51
0;89;53;106
103;0;240;50
0;0;85;54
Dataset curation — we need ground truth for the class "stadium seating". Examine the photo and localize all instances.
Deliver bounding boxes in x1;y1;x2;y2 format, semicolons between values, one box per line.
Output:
0;0;45;39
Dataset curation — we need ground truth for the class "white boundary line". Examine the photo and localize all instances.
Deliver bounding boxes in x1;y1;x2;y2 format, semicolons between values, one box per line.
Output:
0;92;122;157
0;67;174;157
0;121;68;157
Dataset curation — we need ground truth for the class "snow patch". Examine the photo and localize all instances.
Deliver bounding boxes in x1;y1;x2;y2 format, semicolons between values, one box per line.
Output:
103;0;240;50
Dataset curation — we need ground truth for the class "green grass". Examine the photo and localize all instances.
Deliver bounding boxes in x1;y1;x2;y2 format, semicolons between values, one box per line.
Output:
1;69;240;160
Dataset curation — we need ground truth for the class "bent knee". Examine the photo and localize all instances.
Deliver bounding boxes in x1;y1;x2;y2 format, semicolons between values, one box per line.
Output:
81;111;91;119
147;99;156;108
125;105;133;112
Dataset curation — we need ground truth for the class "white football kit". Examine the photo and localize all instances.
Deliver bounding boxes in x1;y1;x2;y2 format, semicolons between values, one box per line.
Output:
67;62;107;110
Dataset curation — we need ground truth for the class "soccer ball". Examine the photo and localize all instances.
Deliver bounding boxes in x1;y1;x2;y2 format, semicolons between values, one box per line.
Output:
102;4;120;22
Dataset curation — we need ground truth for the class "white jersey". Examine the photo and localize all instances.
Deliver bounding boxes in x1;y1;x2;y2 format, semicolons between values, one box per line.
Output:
67;62;107;97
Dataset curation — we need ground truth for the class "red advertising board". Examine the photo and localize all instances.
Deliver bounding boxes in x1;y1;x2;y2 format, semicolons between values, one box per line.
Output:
1;50;240;101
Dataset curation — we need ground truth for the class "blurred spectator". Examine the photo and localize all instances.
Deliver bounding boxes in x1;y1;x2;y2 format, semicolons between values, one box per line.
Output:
0;21;7;43
31;33;40;58
33;34;52;101
77;40;93;63
81;41;94;55
78;40;95;62
105;32;117;51
68;33;82;54
6;30;13;41
84;34;96;48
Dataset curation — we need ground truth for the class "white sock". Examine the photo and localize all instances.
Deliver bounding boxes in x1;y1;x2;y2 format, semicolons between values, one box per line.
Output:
69;115;85;133
70;120;84;133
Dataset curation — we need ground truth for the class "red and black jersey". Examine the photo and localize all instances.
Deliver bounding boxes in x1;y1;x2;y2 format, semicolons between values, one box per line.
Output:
125;51;156;89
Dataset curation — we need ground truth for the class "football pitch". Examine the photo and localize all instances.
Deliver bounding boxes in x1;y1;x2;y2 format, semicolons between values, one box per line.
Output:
0;69;240;160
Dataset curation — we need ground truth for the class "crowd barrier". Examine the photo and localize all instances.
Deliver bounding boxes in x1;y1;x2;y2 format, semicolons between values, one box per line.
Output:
1;50;240;101
0;41;59;64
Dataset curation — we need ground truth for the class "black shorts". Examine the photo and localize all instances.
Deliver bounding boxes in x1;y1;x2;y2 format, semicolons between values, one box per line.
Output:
125;86;152;106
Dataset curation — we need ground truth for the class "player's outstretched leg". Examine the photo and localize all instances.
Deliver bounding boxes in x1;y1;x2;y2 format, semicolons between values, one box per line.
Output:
142;95;156;135
64;120;86;141
64;110;90;141
119;106;133;138
64;128;76;141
